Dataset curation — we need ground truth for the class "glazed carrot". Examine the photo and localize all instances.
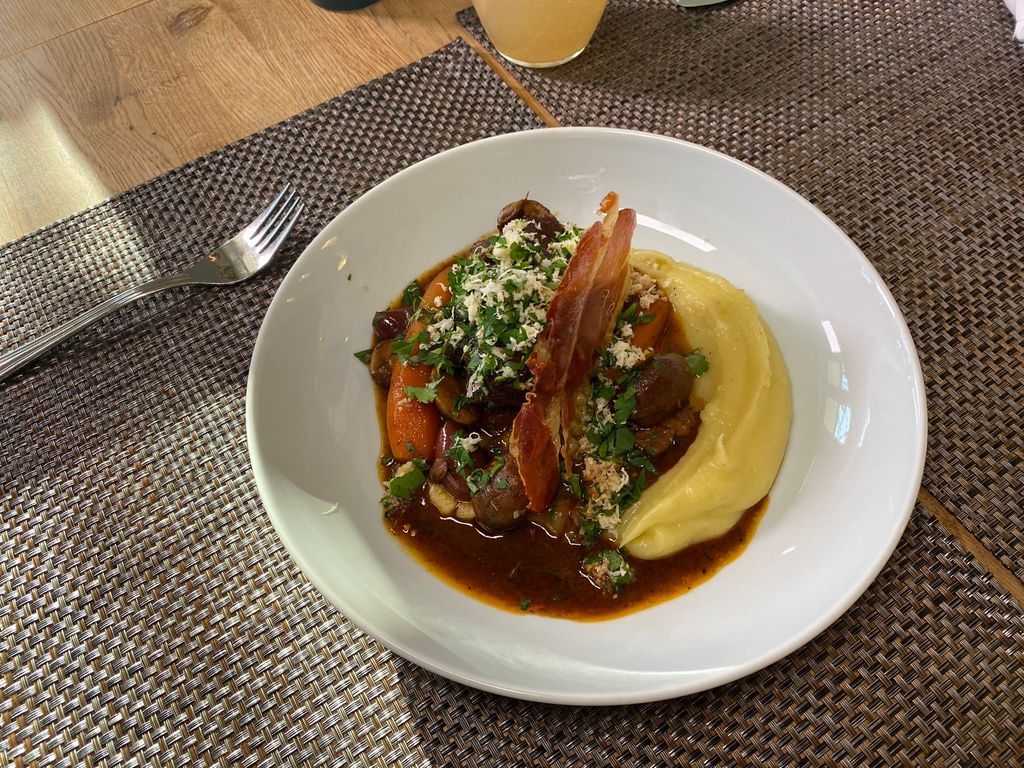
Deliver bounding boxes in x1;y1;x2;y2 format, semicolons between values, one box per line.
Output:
629;297;671;350
387;361;441;461
386;268;451;461
421;268;451;308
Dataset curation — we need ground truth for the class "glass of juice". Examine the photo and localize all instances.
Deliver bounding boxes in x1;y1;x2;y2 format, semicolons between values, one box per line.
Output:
472;0;609;68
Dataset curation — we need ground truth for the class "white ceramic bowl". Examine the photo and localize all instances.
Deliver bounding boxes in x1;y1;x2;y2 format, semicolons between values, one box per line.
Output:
246;128;927;704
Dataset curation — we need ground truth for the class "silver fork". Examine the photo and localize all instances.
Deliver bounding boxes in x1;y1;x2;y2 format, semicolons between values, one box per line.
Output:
0;186;304;383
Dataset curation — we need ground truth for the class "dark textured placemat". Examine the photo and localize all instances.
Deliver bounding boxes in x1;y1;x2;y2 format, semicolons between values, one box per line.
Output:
1;29;1021;768
0;39;548;766
460;0;1024;581
402;512;1024;766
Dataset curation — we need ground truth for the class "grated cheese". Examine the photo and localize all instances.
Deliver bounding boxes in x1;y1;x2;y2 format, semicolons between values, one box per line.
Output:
451;431;482;455
608;339;647;369
630;270;662;310
582;456;630;532
424;218;567;398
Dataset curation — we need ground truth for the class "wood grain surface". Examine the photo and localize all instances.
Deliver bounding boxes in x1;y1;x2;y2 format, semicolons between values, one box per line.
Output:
0;0;466;242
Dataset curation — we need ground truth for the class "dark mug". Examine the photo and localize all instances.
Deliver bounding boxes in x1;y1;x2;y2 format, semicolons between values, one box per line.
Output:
312;0;379;10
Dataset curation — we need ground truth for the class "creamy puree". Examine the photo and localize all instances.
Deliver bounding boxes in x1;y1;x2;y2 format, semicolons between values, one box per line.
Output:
617;250;792;559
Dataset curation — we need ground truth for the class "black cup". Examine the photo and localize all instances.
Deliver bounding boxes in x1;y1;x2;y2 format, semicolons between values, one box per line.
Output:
312;0;379;10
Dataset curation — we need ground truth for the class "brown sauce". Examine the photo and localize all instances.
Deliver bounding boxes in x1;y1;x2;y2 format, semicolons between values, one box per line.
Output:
371;250;767;620
385;495;765;621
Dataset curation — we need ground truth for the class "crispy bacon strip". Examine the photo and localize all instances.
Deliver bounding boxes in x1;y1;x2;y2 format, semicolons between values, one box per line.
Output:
527;221;604;397
561;205;635;459
507;399;560;512
509;193;637;511
564;206;635;418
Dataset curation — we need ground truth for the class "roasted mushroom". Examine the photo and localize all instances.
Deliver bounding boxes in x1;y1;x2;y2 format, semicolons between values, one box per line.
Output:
631;353;694;427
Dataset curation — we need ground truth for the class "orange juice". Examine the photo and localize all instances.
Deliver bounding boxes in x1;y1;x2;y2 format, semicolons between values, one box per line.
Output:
473;0;609;68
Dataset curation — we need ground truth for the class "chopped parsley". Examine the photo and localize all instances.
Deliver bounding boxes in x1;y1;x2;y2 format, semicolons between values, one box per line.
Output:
402;281;422;308
612;385;636;424
579;519;602;546
387;460;428;500
569;474;584;500
412;219;578;399
443;432;505;495
444;431;480;475
390;331;445;368
518;598;532;611
582;549;634;595
573;355;657;541
353;348;372;365
612;426;635;453
403;382;437;403
466;456;505;495
685;350;709;376
618;302;639;326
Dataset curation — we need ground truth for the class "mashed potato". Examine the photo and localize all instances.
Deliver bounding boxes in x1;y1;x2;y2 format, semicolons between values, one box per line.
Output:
616;250;792;559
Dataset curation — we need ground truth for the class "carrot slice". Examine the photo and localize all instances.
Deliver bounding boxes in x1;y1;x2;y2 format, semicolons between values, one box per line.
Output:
387;361;441;461
385;267;452;461
629;296;671;350
421;268;451;308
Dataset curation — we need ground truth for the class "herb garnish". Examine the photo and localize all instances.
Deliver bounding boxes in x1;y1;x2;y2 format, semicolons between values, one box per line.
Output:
403;381;438;403
387;459;428;500
582;549;634;595
466;456;505;495
402;281;422;308
685;350;709;376
444;435;477;475
409;221;577;400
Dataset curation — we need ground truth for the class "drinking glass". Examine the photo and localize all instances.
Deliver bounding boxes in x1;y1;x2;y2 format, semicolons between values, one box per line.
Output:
472;0;609;68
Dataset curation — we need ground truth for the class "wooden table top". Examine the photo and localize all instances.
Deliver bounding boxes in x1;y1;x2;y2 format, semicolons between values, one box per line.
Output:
0;0;472;243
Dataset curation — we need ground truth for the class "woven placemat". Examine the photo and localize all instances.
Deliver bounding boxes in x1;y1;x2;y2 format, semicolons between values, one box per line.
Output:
460;0;1024;581
0;39;548;766
1;31;1022;768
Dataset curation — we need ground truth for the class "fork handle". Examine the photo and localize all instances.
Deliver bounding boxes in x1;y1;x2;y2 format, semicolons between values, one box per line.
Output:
0;272;192;383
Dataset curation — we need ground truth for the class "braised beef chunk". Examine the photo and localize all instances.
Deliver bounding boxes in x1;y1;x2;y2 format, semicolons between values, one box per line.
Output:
369;340;396;387
497;198;563;245
662;407;700;442
477;409;517;452
634;427;674;458
631;353;694;427
472;455;529;534
483;383;527;409
372;308;412;340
